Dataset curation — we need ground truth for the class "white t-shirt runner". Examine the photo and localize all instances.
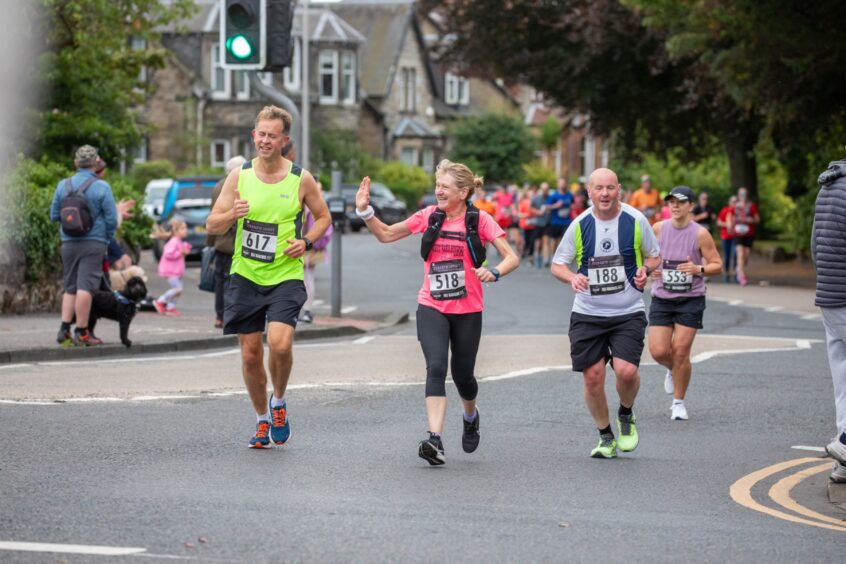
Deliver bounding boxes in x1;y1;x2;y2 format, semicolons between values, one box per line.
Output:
553;203;660;316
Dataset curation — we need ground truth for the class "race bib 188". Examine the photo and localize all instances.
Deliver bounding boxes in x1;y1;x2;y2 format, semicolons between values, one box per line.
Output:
242;219;278;263
588;255;625;296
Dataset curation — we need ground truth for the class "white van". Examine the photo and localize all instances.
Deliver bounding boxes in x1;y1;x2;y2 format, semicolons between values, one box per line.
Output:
142;178;174;221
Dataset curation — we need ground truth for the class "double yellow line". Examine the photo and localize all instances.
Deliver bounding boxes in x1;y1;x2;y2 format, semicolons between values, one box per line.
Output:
730;457;846;532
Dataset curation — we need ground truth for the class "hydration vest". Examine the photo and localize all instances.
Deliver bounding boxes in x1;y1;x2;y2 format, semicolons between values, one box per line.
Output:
420;204;487;268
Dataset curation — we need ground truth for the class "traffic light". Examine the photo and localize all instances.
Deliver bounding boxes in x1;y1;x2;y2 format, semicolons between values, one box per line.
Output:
265;0;296;72
220;0;266;69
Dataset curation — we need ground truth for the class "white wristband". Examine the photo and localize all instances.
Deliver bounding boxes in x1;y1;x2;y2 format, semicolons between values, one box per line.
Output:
356;205;375;220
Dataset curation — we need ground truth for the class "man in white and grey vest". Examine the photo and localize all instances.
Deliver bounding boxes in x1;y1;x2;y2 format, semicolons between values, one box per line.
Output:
811;159;846;483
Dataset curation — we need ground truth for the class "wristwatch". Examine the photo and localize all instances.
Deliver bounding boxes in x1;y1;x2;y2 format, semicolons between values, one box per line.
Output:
490;267;501;282
303;237;313;251
699;265;705;275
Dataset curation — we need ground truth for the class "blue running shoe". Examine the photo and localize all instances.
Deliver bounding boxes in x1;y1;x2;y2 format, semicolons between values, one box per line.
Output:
269;398;291;444
249;420;271;449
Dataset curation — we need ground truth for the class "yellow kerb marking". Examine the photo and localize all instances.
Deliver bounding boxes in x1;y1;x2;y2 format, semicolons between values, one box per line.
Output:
768;462;846;527
729;457;846;533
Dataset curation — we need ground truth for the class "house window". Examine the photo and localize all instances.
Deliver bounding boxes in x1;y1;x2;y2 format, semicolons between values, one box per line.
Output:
445;72;469;106
400;147;418;166
235;71;250;99
283;38;301;92
319;50;338;104
130;36;147;83
422;147;434;172
132;139;148;163
401;67;416;113
341;51;356;104
234;71;272;100
211;44;230;98
211;140;230;168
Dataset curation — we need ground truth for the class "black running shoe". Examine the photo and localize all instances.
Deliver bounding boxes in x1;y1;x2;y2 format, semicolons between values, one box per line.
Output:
462;409;480;453
57;326;71;345
418;433;445;466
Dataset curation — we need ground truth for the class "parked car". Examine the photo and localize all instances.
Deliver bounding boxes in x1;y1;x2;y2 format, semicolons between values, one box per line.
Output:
142;178;174;222
153;176;219;261
417;192;437;210
341;182;408;232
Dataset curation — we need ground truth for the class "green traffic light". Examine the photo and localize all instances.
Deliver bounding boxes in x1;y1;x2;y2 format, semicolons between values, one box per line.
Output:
226;35;253;60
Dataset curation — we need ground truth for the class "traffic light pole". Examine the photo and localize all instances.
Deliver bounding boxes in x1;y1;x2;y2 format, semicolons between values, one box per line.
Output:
247;71;301;157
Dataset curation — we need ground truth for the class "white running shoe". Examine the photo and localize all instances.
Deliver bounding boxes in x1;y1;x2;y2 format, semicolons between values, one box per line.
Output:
664;370;674;395
826;438;846;464
670;402;688;421
831;462;846;484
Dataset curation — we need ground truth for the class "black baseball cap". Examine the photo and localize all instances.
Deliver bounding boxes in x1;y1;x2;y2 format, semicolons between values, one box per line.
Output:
664;185;695;202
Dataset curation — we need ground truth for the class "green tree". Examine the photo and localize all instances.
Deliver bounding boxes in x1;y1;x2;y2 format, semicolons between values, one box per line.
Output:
539;117;562;152
446;113;535;184
312;129;382;184
428;0;846;200
31;0;196;164
374;162;432;208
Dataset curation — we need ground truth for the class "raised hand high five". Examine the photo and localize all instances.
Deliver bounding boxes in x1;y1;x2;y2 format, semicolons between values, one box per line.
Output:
356;176;371;212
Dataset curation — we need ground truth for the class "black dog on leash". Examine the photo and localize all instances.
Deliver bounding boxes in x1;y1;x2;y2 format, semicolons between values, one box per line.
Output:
89;276;148;347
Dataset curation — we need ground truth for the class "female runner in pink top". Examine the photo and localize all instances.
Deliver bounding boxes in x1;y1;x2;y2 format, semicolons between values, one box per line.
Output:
354;160;519;465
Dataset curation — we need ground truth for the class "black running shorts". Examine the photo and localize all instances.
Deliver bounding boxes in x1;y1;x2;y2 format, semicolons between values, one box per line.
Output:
223;274;307;335
648;295;705;329
568;311;648;371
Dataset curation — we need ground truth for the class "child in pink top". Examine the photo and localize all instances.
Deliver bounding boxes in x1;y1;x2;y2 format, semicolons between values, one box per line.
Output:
155;218;191;316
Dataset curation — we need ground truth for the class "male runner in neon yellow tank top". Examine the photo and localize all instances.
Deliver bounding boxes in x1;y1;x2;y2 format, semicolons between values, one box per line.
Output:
207;106;331;449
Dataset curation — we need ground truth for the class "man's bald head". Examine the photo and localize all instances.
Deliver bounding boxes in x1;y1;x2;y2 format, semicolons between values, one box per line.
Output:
588;168;619;188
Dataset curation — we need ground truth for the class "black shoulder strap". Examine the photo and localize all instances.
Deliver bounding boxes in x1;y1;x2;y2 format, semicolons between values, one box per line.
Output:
420;207;446;261
64;176;97;196
242;160;253;170
464;203;486;268
291;164;303;177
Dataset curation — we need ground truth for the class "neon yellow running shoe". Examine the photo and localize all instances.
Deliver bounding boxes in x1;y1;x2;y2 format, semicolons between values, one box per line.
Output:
616;413;639;452
590;435;617;458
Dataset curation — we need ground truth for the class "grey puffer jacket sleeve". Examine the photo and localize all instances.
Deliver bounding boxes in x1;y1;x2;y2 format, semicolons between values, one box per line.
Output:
812;161;846;308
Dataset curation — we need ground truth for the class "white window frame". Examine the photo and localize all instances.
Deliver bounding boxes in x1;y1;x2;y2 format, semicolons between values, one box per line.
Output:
131;139;148;164
319;50;338;105
401;67;416;113
283;38;301;92
211;140;231;168
130;36;147;83
341;51;356;105
235;71;250;99
445;72;469;106
422;147;435;172
400;147;418;167
210;43;231;99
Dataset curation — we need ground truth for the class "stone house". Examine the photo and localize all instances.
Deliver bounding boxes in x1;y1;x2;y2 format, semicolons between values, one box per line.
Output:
142;0;522;176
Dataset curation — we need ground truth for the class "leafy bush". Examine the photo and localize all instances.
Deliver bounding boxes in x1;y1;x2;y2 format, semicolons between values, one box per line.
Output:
375;161;432;208
1;157;69;282
106;173;154;253
447;113;536;183
128;160;176;192
522;161;557;186
312;129;381;184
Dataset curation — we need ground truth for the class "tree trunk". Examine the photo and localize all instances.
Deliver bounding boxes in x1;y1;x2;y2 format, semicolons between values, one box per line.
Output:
725;131;758;201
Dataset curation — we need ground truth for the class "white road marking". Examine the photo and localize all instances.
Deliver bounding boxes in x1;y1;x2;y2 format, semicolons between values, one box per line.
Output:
801;313;821;321
313;299;325;306
764;306;784;312
353;336;375;345
0;541;145;556
341;306;358;314
791;445;827;453
729;299;743;306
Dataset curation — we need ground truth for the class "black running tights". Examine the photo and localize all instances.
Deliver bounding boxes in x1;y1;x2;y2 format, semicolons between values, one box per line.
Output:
416;304;482;399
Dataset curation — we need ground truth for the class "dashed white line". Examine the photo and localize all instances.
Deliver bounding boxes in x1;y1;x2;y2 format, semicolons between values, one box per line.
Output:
0;541;146;556
353;336;375;345
764;306;784;312
341;306;358;314
791;445;827;453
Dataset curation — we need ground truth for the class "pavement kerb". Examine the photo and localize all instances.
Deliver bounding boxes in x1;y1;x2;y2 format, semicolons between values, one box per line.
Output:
0;312;409;365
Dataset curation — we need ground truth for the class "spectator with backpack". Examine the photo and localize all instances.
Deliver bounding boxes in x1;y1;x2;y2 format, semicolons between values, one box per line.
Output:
50;145;118;346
